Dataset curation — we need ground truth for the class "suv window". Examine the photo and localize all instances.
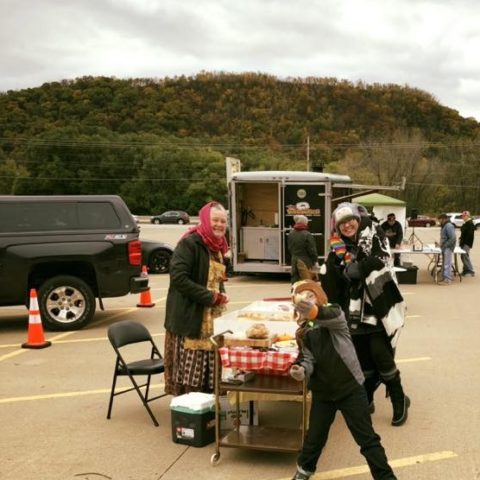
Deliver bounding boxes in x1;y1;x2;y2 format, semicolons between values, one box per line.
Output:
0;202;121;232
78;202;121;229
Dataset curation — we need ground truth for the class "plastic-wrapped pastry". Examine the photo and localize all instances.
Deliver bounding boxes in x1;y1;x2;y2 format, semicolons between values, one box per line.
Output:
246;323;270;339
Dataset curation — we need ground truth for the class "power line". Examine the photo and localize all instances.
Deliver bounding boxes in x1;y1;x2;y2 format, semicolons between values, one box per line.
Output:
1;175;479;188
0;175;219;182
1;136;480;149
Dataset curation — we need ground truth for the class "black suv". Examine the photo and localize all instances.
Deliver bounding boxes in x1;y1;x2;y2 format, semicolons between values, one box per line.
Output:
0;195;148;331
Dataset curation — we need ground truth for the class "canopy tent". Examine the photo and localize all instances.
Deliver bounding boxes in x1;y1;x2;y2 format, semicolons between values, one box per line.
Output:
352;193;407;230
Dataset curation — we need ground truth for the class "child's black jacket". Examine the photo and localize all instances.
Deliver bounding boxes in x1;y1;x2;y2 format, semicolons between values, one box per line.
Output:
296;304;364;401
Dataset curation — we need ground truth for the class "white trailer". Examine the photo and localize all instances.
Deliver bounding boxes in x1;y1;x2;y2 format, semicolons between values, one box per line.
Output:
228;170;403;275
228;171;355;274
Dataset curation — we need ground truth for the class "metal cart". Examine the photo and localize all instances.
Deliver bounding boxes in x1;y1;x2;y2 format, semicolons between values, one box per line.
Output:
209;332;307;465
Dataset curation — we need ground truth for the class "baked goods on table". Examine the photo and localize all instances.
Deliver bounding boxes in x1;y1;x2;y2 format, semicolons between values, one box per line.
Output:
246;323;270;339
214;300;298;338
236;301;294;322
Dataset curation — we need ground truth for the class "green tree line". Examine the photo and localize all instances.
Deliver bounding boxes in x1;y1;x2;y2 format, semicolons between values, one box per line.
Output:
0;72;479;214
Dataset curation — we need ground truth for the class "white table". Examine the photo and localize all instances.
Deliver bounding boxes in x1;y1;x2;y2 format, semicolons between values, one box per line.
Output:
392;245;466;283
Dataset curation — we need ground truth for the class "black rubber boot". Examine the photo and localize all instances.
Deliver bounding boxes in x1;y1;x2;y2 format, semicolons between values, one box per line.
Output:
385;372;410;426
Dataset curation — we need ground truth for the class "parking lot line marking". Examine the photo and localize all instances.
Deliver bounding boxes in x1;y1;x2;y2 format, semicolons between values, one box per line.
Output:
89;298;167;329
397;356;431;363
406;314;422;318
278;450;457;479
46;332;166;345
0;331;76;360
0;384;165;404
0;357;433;404
0;333;167;349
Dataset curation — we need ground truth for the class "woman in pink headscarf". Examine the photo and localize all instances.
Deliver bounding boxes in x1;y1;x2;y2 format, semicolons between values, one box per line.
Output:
163;201;229;395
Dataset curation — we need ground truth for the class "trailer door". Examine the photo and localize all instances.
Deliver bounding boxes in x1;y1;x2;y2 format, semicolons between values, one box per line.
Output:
282;183;326;264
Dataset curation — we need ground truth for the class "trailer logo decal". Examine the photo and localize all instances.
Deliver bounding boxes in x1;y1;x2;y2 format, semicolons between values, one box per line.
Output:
297;189;307;199
286;202;321;216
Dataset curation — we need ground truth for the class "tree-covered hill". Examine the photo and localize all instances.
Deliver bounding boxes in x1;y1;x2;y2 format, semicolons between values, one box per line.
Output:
1;72;479;214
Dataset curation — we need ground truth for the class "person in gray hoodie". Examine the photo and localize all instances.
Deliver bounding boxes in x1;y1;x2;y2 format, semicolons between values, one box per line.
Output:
289;280;396;480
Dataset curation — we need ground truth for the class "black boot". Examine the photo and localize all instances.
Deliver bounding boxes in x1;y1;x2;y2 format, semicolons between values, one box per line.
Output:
385;372;410;426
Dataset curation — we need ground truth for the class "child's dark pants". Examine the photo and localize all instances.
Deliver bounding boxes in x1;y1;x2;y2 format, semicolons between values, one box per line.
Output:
297;386;396;480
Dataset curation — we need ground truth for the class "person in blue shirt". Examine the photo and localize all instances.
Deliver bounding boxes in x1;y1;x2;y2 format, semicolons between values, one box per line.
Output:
437;213;456;285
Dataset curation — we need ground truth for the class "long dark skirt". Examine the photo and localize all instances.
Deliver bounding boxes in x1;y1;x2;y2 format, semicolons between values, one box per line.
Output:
163;330;215;396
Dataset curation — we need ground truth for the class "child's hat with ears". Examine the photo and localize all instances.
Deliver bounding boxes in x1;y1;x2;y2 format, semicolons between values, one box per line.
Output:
291;280;328;306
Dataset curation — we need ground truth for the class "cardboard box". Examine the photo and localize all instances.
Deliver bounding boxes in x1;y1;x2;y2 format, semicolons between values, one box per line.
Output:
397;265;418;284
218;395;258;430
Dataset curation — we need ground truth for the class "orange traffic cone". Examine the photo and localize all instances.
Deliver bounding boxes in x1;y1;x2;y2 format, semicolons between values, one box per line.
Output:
137;266;155;308
22;289;52;349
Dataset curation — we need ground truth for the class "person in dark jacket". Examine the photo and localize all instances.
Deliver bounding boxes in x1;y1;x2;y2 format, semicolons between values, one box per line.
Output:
320;203;409;427
288;214;319;283
289;280;396;480
459;210;475;276
381;213;403;266
163;201;229;396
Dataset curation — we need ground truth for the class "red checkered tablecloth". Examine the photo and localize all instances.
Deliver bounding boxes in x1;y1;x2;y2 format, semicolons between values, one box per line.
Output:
219;347;298;376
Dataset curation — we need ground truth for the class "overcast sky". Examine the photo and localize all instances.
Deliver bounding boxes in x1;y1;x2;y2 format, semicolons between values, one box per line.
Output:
2;0;479;121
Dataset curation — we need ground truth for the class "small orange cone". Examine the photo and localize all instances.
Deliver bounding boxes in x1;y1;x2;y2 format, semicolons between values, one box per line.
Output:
137;266;155;308
22;289;52;349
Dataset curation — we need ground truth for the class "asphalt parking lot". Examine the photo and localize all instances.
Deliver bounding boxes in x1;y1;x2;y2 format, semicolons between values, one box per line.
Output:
1;225;480;480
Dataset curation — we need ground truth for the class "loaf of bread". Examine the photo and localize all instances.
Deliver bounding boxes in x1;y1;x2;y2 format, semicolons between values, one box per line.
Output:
246;323;270;339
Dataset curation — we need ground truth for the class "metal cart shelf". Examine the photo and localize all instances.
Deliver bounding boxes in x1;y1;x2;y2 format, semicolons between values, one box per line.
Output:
210;333;307;465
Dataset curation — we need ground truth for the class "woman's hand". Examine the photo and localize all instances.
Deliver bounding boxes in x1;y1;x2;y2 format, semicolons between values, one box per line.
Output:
212;292;229;306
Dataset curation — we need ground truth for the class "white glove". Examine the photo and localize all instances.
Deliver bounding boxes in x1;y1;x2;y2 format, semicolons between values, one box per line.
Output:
289;365;305;382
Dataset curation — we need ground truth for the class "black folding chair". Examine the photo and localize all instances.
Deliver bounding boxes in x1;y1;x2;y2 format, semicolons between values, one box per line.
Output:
106;320;166;426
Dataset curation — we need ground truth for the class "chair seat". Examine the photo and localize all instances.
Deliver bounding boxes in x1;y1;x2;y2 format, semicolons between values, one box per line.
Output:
118;358;164;375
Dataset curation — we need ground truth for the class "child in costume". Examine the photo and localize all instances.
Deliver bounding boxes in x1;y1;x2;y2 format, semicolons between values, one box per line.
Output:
290;280;397;480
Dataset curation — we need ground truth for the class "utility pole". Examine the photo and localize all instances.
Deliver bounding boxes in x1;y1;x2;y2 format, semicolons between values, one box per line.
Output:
306;135;310;172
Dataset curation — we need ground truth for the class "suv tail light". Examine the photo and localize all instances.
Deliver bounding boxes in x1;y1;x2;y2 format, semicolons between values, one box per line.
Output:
128;240;142;266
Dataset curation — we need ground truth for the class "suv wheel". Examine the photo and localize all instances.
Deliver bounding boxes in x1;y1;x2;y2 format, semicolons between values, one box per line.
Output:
148;250;172;274
153;218;161;225
177;219;185;225
38;275;95;331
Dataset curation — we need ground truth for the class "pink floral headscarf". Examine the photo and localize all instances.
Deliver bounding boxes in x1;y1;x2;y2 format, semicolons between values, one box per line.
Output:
181;201;229;254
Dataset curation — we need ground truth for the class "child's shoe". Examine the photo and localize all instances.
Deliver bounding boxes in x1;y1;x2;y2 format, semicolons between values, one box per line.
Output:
291;468;312;480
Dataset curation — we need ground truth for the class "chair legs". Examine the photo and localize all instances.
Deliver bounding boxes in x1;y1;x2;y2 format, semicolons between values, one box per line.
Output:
106;359;120;420
129;373;160;427
106;362;162;427
106;321;167;427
